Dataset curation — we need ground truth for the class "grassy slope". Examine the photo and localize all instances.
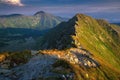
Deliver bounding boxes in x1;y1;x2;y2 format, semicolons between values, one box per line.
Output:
73;14;120;80
0;16;37;28
0;13;62;30
40;14;120;80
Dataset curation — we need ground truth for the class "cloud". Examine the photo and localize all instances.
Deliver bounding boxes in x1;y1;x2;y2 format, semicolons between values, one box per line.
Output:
0;0;24;6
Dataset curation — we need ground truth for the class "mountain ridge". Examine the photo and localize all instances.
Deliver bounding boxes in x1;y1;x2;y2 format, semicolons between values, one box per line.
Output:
39;13;120;49
37;13;120;79
0;11;66;30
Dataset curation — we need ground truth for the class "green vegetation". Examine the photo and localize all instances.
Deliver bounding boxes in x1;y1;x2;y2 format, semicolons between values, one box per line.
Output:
0;28;43;51
52;59;70;68
0;11;63;30
39;14;120;80
0;13;120;80
9;50;32;67
52;59;72;74
0;50;32;68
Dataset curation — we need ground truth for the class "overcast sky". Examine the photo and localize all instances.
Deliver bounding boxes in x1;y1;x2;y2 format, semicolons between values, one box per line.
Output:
0;0;120;22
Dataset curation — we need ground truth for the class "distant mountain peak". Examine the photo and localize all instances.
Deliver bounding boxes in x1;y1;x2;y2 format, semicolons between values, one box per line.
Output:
34;11;46;15
0;11;65;30
0;14;23;18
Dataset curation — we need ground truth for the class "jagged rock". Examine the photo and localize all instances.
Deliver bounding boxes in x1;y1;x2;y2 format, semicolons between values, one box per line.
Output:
68;48;99;68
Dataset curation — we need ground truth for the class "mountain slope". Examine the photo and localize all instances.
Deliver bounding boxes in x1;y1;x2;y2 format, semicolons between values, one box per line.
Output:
0;13;120;80
0;11;64;30
39;14;120;80
34;11;65;30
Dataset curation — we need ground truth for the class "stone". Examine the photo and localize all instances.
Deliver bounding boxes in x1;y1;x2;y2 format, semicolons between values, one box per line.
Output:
74;58;79;63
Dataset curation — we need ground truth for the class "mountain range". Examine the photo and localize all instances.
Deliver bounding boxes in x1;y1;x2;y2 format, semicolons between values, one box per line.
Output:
0;11;66;30
0;13;120;80
0;11;66;52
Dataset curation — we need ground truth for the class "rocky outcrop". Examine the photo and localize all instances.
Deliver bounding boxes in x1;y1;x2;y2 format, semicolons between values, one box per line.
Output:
0;47;99;80
61;48;99;68
40;48;100;68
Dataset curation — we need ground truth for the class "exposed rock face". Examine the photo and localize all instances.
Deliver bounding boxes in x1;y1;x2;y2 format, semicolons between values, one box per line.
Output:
0;53;56;80
67;48;99;68
11;54;57;80
40;48;100;68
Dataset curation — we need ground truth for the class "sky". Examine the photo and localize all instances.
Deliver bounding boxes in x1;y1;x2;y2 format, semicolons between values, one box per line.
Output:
0;0;120;22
